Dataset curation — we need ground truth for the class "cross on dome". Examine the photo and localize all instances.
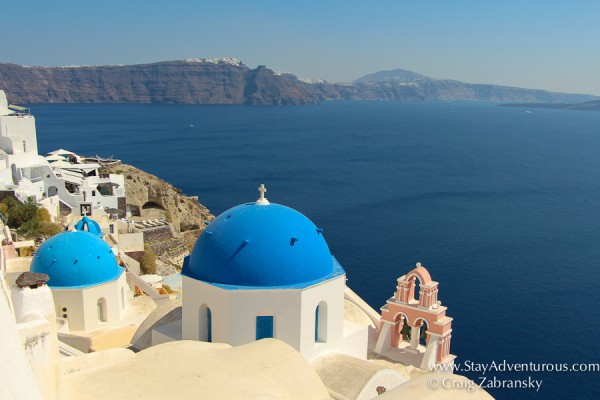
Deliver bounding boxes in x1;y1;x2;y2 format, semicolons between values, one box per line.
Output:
256;183;270;205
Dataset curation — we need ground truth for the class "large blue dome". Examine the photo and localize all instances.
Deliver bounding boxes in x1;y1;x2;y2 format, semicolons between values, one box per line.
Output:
31;231;123;288
183;202;341;288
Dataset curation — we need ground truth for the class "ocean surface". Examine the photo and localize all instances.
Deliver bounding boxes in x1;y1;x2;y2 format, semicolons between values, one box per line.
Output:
32;101;600;399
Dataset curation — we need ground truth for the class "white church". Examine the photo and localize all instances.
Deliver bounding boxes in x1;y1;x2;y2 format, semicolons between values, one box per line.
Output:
29;217;129;332
153;185;369;361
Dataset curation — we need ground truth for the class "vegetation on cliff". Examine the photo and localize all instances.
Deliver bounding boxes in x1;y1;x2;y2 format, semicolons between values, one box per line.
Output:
139;244;157;275
0;198;62;238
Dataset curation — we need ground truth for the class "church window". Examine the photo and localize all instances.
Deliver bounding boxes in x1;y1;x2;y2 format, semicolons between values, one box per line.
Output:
256;316;274;340
316;301;328;342
199;305;212;342
413;277;421;301
97;298;107;322
207;308;212;342
315;306;319;341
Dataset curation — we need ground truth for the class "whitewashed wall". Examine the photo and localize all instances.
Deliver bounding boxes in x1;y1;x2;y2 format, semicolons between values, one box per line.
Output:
52;272;127;331
181;275;368;361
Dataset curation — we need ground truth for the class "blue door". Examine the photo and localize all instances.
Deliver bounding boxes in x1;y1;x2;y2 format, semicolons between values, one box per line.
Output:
256;316;274;340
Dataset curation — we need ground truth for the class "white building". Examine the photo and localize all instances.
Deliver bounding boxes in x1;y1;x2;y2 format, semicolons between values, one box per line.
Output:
0;90;47;201
153;186;369;361
45;149;126;214
0;90;125;218
29;227;130;332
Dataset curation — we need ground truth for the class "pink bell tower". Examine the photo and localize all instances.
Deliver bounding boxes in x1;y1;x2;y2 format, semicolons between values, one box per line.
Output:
374;263;455;369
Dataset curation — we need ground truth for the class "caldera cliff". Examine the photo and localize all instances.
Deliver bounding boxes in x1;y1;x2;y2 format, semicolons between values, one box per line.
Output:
1;59;597;105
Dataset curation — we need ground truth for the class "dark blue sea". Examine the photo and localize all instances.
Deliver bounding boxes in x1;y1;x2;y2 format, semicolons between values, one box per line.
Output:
32;101;600;399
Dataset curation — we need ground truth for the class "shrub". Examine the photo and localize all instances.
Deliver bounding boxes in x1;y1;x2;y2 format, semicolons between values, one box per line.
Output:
2;197;18;209
17;218;41;237
0;203;8;219
37;207;51;222
20;246;36;257
3;199;62;239
139;244;157;275
38;222;64;237
8;202;39;228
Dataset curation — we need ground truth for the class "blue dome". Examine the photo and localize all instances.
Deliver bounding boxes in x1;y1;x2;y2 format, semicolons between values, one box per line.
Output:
31;231;123;288
74;216;104;237
183;202;341;288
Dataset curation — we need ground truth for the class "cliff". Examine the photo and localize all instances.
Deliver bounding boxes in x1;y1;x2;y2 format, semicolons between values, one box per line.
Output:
0;59;596;105
0;59;319;105
101;162;213;233
100;162;214;274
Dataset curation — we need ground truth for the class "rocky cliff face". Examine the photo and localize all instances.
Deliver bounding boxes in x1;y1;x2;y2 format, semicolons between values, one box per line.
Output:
0;59;596;105
0;59;319;105
101;162;213;234
101;162;214;275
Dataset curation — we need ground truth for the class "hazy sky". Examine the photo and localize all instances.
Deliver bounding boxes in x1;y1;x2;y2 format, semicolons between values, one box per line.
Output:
3;1;599;95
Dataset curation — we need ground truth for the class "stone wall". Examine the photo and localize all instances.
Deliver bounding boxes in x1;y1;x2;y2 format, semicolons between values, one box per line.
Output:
125;251;144;263
142;226;173;243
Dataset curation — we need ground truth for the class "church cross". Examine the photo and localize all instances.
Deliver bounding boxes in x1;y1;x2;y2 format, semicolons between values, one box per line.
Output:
258;184;267;201
256;183;270;205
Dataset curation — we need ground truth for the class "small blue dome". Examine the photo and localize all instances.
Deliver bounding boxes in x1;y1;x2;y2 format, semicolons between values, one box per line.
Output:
183;202;339;288
74;216;104;237
31;231;123;288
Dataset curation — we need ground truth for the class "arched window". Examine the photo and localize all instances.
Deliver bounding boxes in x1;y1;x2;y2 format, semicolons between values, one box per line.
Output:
413;277;421;301
418;320;429;347
199;305;212;342
315;306;319;341
315;301;328;342
400;321;411;343
407;275;422;303
207;308;212;342
97;298;107;322
256;316;274;340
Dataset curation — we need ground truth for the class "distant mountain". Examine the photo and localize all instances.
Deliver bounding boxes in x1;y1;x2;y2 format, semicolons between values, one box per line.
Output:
351;69;597;104
501;99;600;111
353;69;433;84
0;60;597;105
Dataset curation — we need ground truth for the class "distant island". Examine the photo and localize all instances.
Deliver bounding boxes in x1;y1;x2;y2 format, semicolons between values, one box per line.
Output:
0;58;596;105
501;99;600;112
